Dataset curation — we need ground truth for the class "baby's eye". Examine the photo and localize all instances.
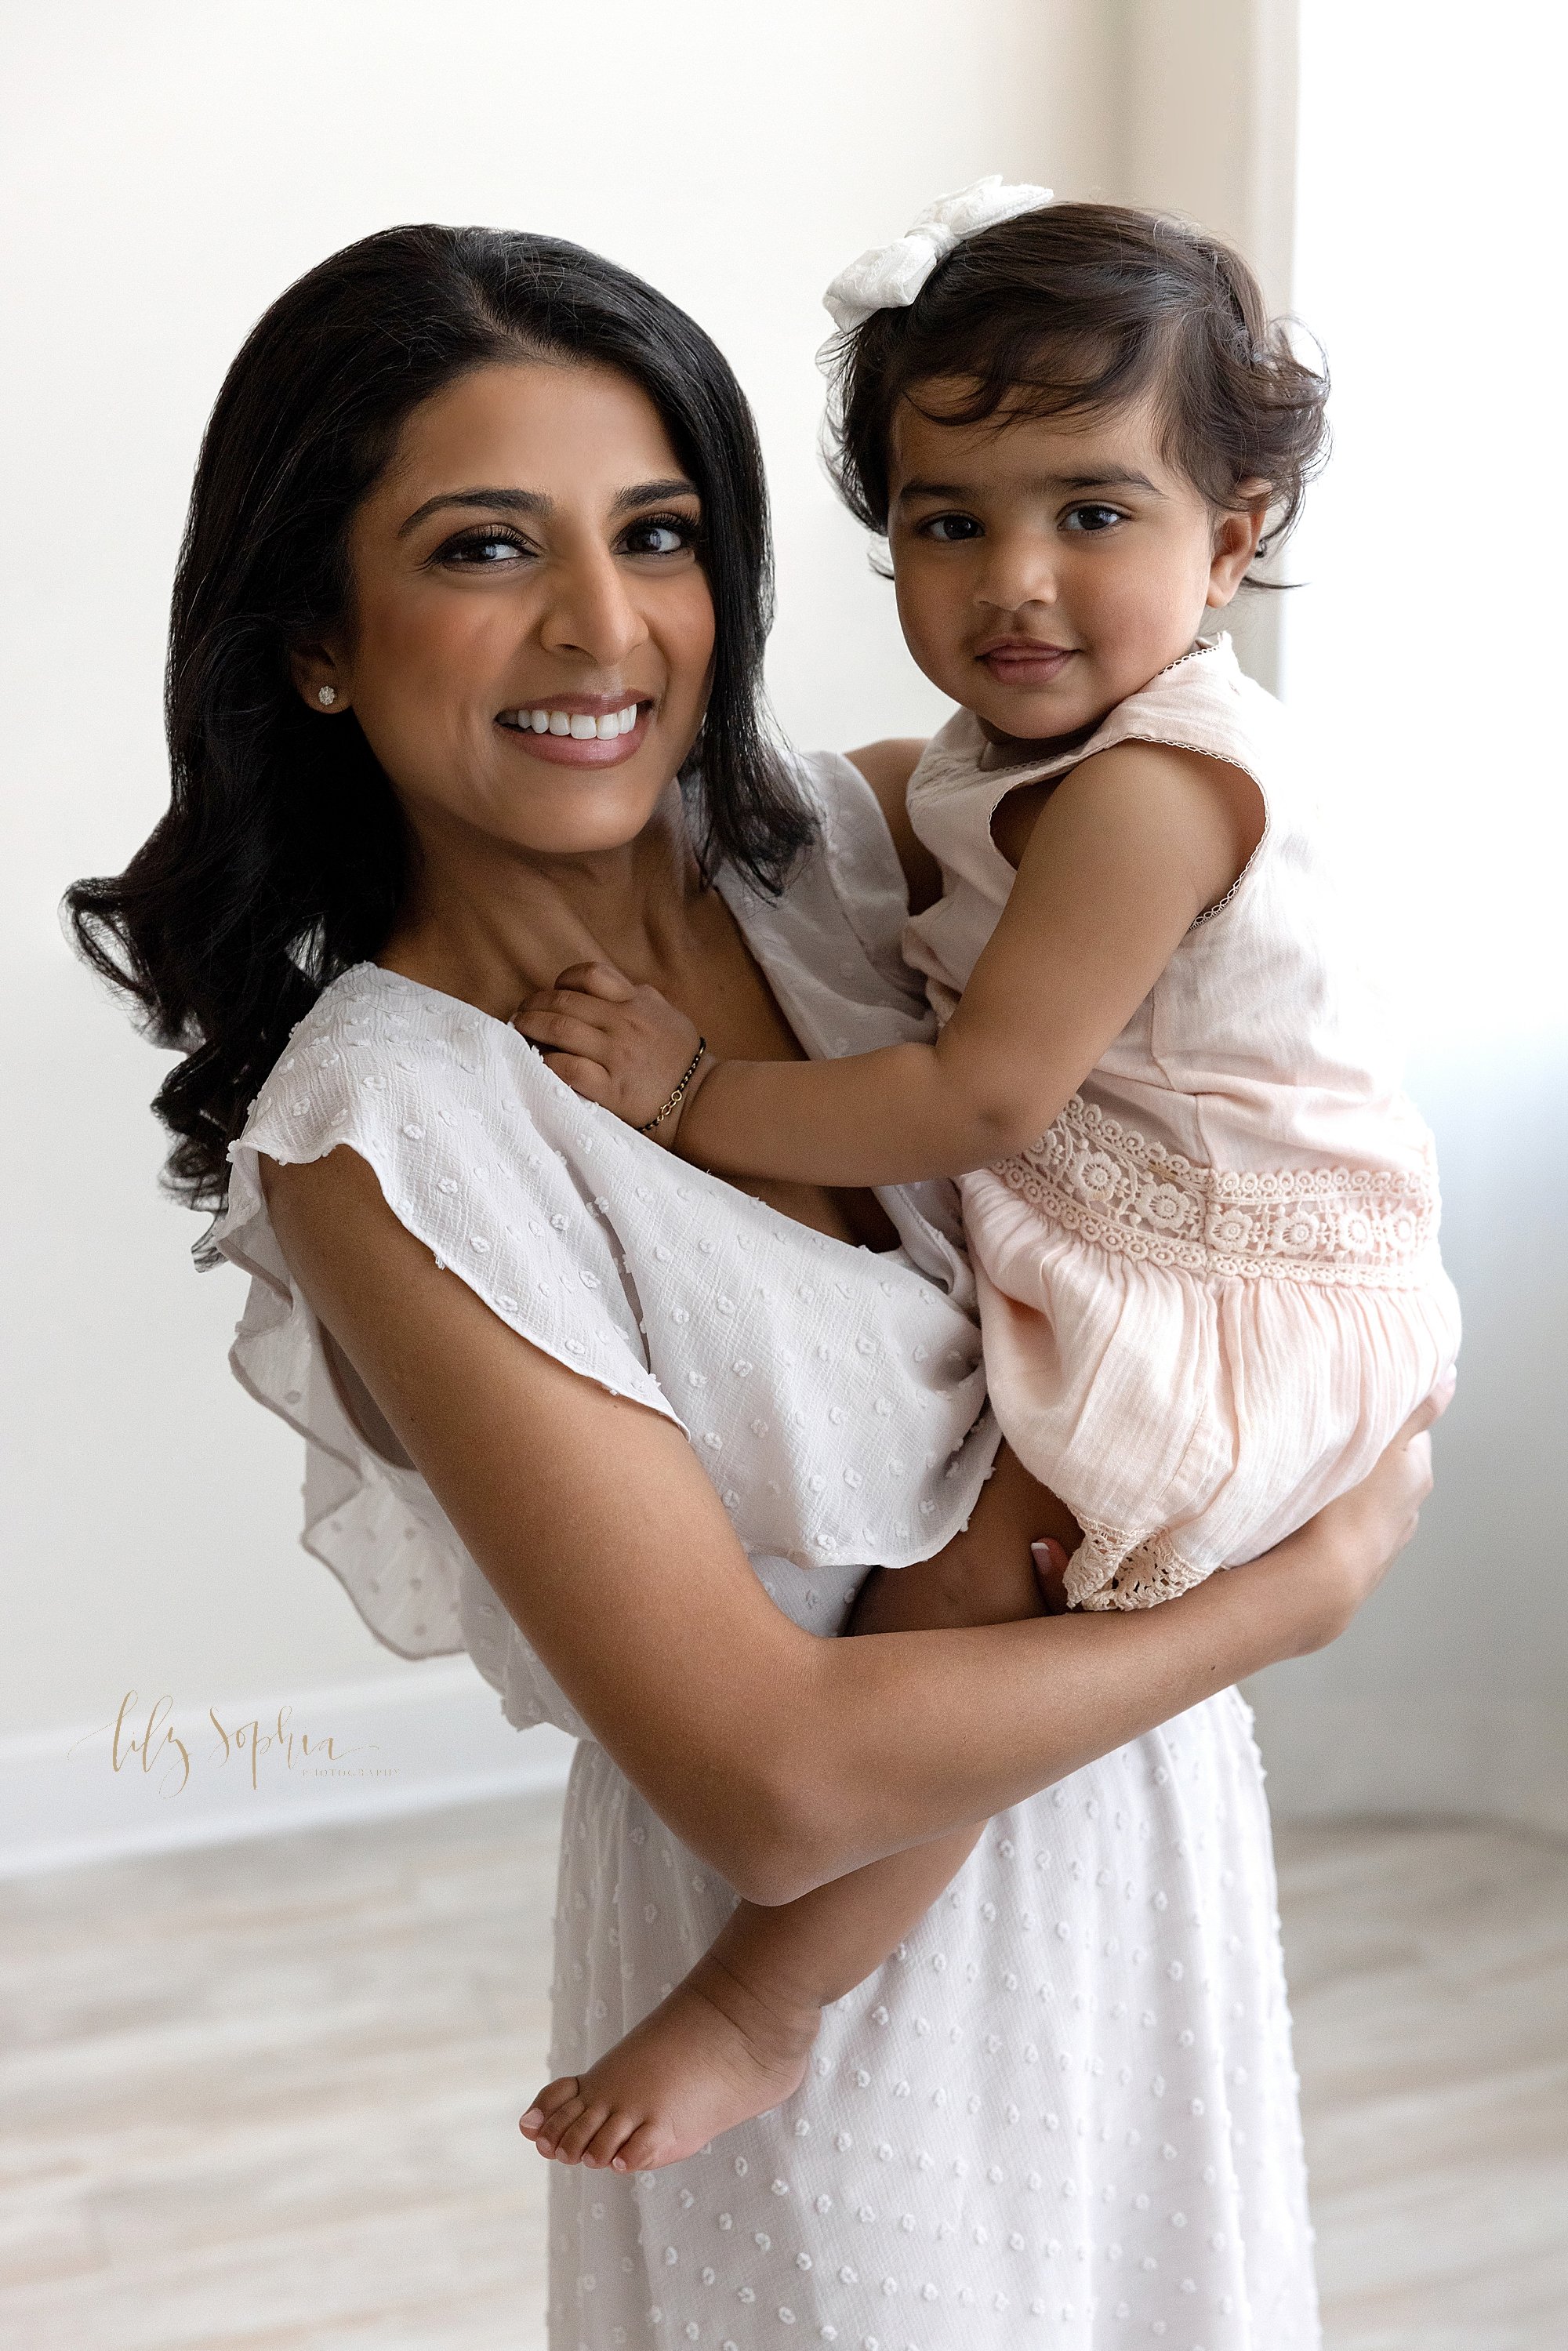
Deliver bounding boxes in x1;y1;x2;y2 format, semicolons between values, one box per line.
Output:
438;528;529;568
622;515;699;557
1062;503;1126;535
916;513;982;543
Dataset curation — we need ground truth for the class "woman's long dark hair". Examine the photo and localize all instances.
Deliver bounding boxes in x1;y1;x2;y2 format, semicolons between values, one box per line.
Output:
66;225;815;1211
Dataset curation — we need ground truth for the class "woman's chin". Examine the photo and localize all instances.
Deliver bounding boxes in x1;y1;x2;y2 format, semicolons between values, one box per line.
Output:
477;773;677;860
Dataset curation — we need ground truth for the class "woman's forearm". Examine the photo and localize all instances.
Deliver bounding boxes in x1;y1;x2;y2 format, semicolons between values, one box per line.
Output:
445;1366;1377;1905
541;1410;1425;1907
773;1401;1437;1899
408;1326;1345;1901
780;1529;1328;1894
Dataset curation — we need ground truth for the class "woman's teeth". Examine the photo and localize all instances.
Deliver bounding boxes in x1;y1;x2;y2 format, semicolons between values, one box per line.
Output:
509;704;640;739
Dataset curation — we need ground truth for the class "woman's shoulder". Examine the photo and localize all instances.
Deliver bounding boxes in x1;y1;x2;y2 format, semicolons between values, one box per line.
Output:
220;961;674;1420
744;748;931;1021
241;959;485;1133
236;962;535;1204
779;743;909;875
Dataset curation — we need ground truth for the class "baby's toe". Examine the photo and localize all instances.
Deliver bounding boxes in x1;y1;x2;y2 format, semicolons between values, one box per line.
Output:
582;2110;641;2169
553;2099;615;2164
534;2092;589;2157
615;2117;677;2174
522;2074;582;2137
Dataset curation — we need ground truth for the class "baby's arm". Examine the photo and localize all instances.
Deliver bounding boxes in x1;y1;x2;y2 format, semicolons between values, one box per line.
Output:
521;1453;1075;2174
517;742;1261;1185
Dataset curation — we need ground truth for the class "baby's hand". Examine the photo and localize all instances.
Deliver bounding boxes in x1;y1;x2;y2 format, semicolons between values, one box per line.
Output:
514;960;706;1141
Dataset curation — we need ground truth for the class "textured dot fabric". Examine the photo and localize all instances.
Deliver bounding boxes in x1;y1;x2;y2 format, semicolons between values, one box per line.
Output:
212;749;1321;2347
902;635;1461;1609
550;1671;1317;2351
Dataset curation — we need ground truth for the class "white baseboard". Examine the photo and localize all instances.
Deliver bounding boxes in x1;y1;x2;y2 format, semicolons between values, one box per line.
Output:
1243;1680;1568;1839
11;1663;1559;1885
0;1660;575;1881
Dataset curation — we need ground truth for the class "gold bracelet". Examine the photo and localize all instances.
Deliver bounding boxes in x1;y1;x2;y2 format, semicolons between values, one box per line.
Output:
637;1039;707;1134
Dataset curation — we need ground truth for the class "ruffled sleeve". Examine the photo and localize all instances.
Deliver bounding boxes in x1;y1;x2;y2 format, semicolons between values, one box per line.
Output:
212;965;681;1734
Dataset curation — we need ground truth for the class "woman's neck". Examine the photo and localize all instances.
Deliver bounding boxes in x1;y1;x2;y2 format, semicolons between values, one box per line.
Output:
379;786;709;1019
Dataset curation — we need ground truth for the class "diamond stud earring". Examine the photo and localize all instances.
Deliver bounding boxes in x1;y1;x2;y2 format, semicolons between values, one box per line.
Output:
317;685;337;707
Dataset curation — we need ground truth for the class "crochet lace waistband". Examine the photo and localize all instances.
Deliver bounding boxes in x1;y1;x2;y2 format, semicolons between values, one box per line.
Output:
993;1094;1440;1289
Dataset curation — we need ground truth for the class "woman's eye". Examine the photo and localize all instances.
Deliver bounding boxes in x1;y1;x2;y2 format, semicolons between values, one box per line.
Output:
918;513;982;543
1062;504;1125;535
438;528;529;568
622;516;698;557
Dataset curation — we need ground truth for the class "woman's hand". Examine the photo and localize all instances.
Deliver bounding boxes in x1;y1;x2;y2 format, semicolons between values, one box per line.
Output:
514;960;712;1142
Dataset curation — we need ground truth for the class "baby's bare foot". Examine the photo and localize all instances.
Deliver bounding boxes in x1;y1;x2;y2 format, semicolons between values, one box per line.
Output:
518;1952;818;2174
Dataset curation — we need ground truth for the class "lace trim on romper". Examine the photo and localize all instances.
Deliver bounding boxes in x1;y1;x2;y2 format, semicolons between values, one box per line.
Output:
996;1094;1444;1292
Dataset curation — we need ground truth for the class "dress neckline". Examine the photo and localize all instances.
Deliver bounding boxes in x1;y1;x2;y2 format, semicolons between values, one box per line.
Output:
345;961;906;1275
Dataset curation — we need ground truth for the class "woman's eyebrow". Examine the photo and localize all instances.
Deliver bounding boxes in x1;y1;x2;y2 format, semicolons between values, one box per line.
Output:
610;476;700;514
397;486;548;536
397;477;700;537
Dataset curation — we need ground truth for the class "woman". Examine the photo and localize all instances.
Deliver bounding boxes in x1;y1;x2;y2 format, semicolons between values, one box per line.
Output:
69;226;1440;2349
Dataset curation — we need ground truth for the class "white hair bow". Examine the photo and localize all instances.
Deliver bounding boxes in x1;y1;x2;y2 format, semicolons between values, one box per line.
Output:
822;174;1054;336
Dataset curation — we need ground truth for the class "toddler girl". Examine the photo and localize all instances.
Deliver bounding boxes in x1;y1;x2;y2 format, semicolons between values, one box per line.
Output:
516;182;1461;2171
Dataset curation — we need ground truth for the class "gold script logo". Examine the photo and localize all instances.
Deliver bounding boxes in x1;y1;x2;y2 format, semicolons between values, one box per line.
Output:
67;1693;396;1798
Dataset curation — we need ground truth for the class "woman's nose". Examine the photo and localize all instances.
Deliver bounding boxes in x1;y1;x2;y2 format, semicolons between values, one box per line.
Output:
538;543;648;667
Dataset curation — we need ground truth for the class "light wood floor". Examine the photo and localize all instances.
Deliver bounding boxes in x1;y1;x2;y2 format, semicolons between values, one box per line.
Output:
2;1801;1563;2350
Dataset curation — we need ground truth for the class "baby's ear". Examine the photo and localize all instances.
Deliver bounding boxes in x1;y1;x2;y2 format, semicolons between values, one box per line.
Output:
1207;492;1272;608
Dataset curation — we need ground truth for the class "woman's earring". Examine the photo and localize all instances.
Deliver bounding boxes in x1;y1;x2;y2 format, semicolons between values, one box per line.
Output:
317;685;337;707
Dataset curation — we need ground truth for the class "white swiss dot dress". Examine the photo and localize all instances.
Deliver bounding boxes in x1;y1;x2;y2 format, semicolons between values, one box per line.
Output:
215;751;1322;2350
904;636;1462;1611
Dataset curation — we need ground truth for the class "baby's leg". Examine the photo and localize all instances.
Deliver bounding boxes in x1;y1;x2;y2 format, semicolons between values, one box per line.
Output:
520;1450;1076;2173
521;1823;993;2172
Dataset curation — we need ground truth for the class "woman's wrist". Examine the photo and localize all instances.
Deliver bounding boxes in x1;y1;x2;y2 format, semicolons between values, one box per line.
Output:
1217;1525;1357;1663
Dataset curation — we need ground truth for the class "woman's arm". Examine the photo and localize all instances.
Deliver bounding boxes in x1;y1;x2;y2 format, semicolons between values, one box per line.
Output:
518;742;1261;1184
265;1147;1441;1907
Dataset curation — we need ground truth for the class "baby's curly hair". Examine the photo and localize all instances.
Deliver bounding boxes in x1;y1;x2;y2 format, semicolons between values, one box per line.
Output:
826;201;1329;577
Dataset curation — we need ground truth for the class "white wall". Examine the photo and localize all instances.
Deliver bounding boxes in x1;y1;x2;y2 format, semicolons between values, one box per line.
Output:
0;1;1126;1830
1102;0;1300;691
1241;0;1568;1832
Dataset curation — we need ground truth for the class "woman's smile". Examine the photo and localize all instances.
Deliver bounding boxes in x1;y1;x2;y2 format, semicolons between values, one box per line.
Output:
495;691;653;767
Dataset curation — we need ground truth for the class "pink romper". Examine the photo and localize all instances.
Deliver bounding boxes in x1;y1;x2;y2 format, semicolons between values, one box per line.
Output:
902;634;1462;1609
